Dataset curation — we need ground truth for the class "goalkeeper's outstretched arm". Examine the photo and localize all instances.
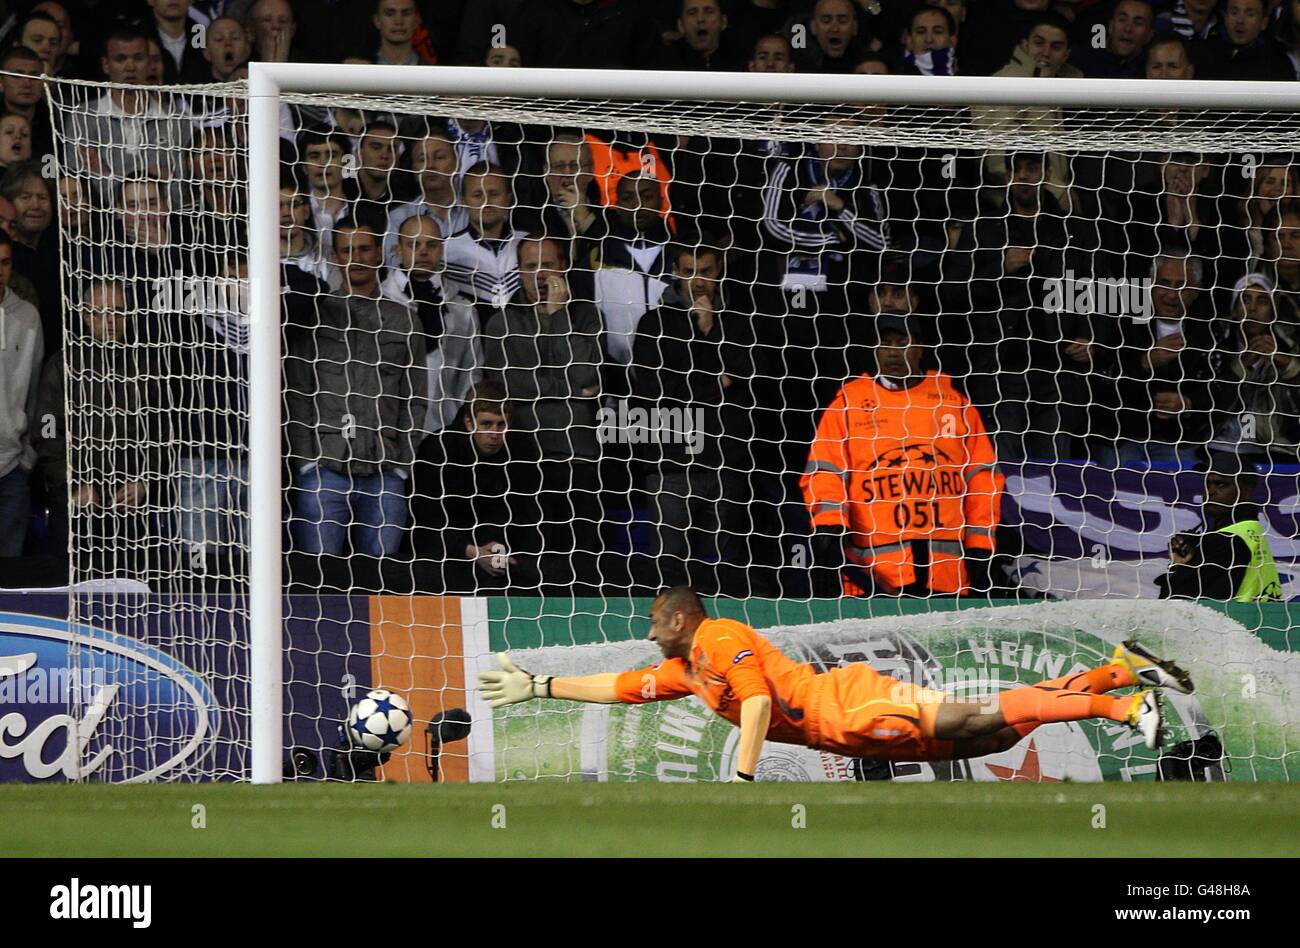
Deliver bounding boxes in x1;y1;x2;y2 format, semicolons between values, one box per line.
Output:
478;653;623;707
552;674;622;703
478;652;770;782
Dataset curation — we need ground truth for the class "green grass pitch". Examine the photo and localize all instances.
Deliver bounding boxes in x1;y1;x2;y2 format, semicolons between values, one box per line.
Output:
2;782;1298;857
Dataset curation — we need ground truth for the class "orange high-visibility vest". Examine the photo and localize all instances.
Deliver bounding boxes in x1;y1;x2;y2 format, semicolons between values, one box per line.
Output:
412;24;439;65
801;371;1003;595
584;133;673;216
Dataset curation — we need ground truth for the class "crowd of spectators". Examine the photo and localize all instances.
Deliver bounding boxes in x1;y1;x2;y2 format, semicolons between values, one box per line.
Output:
0;0;1297;601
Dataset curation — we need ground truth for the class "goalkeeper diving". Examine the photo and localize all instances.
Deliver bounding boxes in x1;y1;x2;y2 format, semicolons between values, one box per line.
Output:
477;587;1194;781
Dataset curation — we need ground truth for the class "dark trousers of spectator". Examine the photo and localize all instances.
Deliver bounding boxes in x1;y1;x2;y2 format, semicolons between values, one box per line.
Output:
175;455;249;558
966;373;1065;462
0;466;31;557
537;459;603;587
647;464;755;594
756;284;868;482
648;465;720;583
1030;368;1107;462
291;465;409;557
67;499;152;581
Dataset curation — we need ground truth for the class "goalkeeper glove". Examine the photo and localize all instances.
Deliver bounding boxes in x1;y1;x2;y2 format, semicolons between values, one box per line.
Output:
477;652;553;708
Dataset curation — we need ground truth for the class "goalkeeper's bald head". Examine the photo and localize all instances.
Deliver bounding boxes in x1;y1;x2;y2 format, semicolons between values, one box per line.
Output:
654;586;706;620
649;587;708;659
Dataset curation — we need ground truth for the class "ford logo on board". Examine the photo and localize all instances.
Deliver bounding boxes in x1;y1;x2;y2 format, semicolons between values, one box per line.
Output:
0;613;219;782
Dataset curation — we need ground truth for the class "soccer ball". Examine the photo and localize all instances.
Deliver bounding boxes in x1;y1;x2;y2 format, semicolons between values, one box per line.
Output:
346;690;413;754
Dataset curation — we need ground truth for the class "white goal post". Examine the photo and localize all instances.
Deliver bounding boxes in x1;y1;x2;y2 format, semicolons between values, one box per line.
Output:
242;64;1300;784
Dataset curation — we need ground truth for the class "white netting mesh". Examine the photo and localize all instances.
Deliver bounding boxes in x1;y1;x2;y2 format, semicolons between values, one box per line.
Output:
36;71;1299;782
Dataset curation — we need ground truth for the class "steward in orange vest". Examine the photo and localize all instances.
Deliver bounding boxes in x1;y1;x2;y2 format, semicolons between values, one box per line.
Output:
801;314;1003;596
583;131;673;219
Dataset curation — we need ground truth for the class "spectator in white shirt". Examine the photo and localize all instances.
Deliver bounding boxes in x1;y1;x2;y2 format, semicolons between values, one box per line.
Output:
386;124;467;269
443;162;524;315
297;127;353;246
281;180;329;282
382;212;482;436
149;0;210;83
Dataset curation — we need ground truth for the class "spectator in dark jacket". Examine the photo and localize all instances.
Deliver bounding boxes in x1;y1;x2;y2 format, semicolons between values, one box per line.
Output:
944;152;1101;462
652;0;745;71
728;0;795;65
411;381;543;592
630;241;756;588
351;119;408;238
150;0;212;83
29;3;72;73
1113;251;1217;465
530;132;609;279
1145;30;1197;79
14;11;61;76
110;177;224;328
286;221;427;557
1196;0;1296;80
3;162;59;352
484;234;604;583
1;46;53;163
1068;0;1154;78
35;279;158;578
1276;0;1300;80
1126;152;1251;314
757;132;889;472
793;0;871;73
455;0;527;64
958;0;1056;76
1208;273;1300;465
0;230;41;559
494;0;659;69
759;137;889;292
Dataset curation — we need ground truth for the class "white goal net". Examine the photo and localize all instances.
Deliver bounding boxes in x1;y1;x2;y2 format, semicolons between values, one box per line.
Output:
32;67;1300;783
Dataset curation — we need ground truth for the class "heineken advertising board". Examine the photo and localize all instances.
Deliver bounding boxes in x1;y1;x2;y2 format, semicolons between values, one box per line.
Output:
479;599;1298;783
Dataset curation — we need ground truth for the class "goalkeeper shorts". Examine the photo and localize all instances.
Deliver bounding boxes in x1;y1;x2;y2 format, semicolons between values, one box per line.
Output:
806;664;955;761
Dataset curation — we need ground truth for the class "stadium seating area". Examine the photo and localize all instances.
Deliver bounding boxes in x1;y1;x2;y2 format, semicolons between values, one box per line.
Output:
2;0;1299;599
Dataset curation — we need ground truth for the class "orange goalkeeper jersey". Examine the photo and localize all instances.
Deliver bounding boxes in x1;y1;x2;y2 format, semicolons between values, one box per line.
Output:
613;618;954;760
613;618;817;746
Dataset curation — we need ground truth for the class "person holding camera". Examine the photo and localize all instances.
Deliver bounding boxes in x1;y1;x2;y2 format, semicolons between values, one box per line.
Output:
1157;452;1282;601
